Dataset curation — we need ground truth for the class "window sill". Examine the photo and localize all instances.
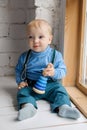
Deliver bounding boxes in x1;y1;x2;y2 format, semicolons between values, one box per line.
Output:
65;86;87;118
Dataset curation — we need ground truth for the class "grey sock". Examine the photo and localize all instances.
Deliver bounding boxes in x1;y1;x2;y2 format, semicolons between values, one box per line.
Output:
18;103;37;121
58;104;80;119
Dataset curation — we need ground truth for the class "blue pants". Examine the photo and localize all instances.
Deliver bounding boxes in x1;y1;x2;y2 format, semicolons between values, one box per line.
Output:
17;80;71;112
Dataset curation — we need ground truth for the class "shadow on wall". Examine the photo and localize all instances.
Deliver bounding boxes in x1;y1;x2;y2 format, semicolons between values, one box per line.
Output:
0;0;66;76
0;0;35;76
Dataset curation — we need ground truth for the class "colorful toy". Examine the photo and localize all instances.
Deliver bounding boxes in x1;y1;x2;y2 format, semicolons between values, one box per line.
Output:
33;76;48;94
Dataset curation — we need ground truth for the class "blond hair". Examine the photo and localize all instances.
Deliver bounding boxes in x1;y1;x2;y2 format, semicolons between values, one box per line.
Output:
27;19;52;35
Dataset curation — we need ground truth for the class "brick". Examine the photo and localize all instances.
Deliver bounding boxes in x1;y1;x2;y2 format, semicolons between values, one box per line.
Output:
0;24;9;37
9;24;26;39
0;0;8;7
0;66;14;76
0;54;9;66
27;0;34;8
35;7;54;27
0;53;20;67
0;8;25;23
26;8;35;23
10;0;27;9
35;0;59;8
0;38;28;52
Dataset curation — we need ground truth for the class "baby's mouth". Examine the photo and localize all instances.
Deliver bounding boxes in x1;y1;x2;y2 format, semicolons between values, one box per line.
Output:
33;45;39;48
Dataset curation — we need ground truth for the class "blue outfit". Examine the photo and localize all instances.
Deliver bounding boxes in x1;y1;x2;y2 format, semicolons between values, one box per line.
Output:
15;46;71;111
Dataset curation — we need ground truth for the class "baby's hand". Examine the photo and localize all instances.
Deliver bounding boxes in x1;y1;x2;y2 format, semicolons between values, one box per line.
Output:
18;81;28;89
42;63;55;77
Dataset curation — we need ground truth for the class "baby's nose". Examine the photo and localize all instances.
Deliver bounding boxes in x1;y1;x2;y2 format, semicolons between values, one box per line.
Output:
34;38;39;43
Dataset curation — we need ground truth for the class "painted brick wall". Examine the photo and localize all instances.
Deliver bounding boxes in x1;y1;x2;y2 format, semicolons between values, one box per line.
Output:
35;0;66;52
0;0;35;76
0;0;65;76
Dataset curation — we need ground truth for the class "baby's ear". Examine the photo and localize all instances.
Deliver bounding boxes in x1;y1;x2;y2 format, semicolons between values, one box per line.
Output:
49;35;53;44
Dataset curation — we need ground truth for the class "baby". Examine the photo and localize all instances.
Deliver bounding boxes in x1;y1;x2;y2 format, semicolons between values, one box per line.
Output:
15;19;80;121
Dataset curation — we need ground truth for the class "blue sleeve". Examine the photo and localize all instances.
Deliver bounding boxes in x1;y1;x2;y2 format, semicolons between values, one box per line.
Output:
15;52;27;84
51;50;67;80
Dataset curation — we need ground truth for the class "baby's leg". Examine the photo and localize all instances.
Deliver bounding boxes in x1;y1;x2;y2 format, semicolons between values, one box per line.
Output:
45;81;80;119
58;104;80;119
18;103;37;121
17;86;37;121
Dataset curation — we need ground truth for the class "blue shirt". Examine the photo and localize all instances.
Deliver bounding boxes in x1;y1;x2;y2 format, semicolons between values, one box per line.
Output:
15;46;67;84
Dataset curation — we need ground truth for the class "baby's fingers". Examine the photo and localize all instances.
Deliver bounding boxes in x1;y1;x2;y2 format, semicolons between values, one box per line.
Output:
47;63;54;68
18;86;24;89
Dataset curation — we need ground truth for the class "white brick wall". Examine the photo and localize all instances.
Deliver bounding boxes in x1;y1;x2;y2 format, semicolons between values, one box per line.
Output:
0;38;28;52
10;0;27;9
0;24;9;37
35;0;58;8
9;25;26;39
0;8;26;23
0;0;35;76
0;0;8;7
35;0;66;53
0;0;66;76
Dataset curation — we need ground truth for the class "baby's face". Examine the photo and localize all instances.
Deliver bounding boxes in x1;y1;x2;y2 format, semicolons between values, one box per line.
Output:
27;25;52;52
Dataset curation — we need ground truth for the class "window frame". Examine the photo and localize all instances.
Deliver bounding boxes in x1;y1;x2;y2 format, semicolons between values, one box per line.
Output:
76;0;87;95
64;0;87;117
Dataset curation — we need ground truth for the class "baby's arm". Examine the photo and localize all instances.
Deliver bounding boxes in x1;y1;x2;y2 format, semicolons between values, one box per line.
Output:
44;51;67;80
43;51;67;80
18;81;28;89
